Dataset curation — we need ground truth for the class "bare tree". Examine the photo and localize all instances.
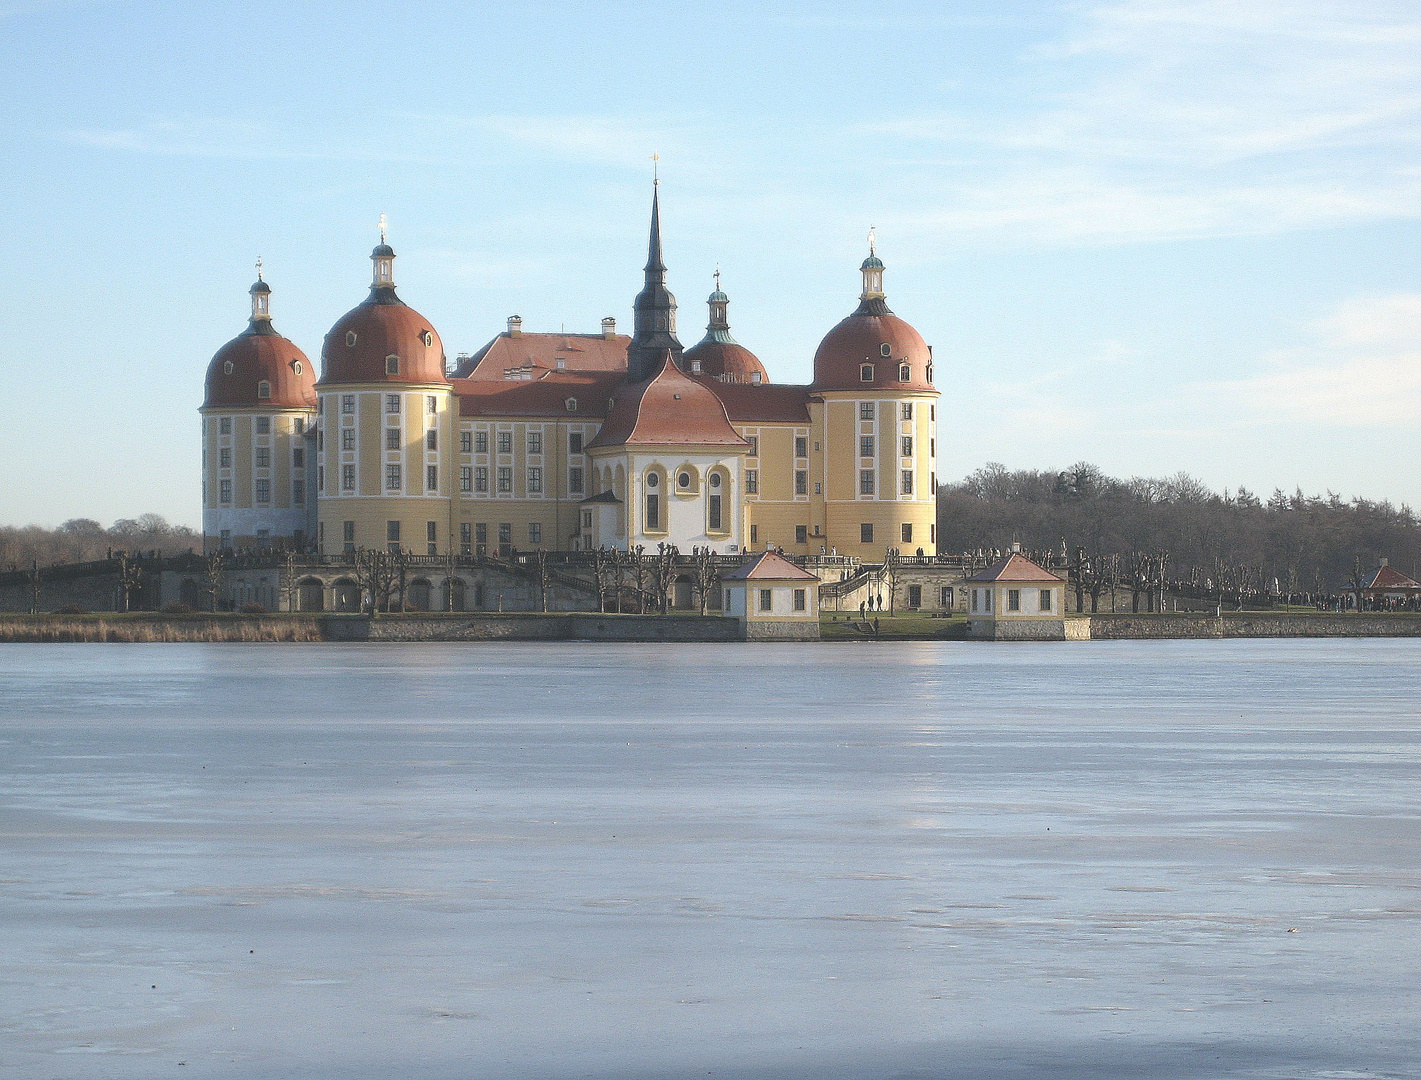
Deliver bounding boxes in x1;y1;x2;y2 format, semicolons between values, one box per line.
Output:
204;550;227;612
653;543;680;614
26;559;41;614
631;545;648;613
881;547;900;615
355;549;400;614
592;547;614;613
282;549;299;613
534;549;550;613
690;546;718;615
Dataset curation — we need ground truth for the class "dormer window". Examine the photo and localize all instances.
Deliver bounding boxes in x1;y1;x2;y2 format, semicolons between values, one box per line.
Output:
346;331;358;347
556;358;566;370
880;343;891;357
293;360;303;375
223;360;234;375
690;359;702;374
899;364;910;381
386;355;400;376
421;330;434;347
926;364;933;382
860;364;874;382
565;397;578;412
257;380;271;399
751;371;762;383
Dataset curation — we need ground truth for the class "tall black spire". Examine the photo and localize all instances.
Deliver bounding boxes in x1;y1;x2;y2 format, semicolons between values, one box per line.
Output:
626;179;682;382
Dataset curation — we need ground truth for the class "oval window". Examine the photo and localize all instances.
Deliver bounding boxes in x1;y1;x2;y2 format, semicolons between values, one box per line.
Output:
678;472;691;489
421;330;434;347
346;331;357;347
880;343;891;357
646;472;659;488
709;473;721;489
293;360;303;375
223;360;234;375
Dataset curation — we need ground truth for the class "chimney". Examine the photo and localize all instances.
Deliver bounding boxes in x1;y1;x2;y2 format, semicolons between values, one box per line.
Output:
507;315;523;337
601;316;616;339
1381;557;1389;566
1011;541;1022;553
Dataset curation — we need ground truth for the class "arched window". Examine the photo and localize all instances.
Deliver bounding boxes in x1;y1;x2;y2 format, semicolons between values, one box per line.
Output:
860;364;874;382
257;380;271;399
899;364;910;381
926;364;933;382
565;397;578;412
346;331;358;347
386;355;399;376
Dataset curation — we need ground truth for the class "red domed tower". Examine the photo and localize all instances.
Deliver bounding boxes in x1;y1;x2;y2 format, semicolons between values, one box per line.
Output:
200;265;317;553
682;270;768;384
812;233;939;558
315;221;454;558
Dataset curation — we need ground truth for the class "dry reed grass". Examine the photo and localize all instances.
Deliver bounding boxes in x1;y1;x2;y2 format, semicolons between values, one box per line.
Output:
0;615;323;643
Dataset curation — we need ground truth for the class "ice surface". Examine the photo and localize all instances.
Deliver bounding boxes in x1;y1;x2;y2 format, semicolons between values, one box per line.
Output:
0;640;1418;1079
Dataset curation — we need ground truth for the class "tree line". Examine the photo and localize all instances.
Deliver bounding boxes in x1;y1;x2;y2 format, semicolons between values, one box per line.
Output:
1;515;201;571
937;463;1421;595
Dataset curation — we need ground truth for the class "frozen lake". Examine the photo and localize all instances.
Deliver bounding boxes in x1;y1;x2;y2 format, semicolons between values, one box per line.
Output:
1;640;1418;1079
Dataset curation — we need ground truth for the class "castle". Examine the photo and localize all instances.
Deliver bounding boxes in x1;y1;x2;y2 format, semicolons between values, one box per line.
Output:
200;184;940;566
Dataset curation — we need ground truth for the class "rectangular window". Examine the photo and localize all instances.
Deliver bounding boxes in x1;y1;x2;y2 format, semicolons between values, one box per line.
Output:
256;447;270;468
527;467;542;493
386;356;399;376
750;524;758;544
498;432;512;454
940;586;952;608
343;520;356;544
929;439;935;458
902;403;913;420
901;470;913;495
794;589;807;612
1040;589;1053;612
476;466;489;493
746;436;758;457
220;416;232;434
460;522;472;555
795;525;807;544
583;511;592;529
460;466;472;492
318;465;324;491
293;447;304;468
427;395;438;415
342;463;355;490
569;432;583;454
476;522;488;548
460;431;472;453
219;447;231;469
427;521;437;543
497;467;512;493
255;416;269;435
759;588;773;612
795;436;807;458
901;436;913;458
220;529;232;548
860;523;873;544
930;404;936;421
795;470;807;496
1008;589;1021;612
219;479;232;503
569;467;584;494
498;523;512;556
902;523;913;544
527;432;542;455
387;521;401;554
908;585;921;609
528;522;542;544
386;394;401;414
930;523;936;544
293;480;305;505
386;427;401;451
386;464;401;490
645;493;660;530
255;478;270;503
745;470;758;494
860;436;874;458
476;432;489;454
860;470;874;495
426;464;438;491
317;429;323;451
972;589;979;613
426;429;437;451
708;494;722;531
341;395;354;415
294;417;304;434
343;428;356;451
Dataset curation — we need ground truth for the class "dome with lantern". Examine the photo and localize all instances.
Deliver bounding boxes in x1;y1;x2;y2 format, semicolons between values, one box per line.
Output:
203;266;316;409
320;223;447;386
812;235;934;393
682;270;769;385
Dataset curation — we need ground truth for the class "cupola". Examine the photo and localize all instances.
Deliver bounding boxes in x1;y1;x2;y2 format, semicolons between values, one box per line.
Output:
682;268;769;385
204;264;315;409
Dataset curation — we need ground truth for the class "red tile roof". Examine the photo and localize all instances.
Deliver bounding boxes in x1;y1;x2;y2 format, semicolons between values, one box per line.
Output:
966;553;1063;583
587;353;750;450
1362;564;1421;590
453;371;622;418
696;380;813;423
456;331;630;380
721;551;819;581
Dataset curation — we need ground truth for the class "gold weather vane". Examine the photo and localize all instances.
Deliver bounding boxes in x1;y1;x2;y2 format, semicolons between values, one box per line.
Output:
868;225;876;255
378;213;388;243
714;264;721;291
255;255;263;280
652;151;659;185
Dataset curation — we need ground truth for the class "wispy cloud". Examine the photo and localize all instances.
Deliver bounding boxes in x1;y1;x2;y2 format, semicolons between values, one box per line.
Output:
61;118;415;162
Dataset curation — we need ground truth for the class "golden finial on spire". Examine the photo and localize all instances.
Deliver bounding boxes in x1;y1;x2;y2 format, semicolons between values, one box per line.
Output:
255;255;263;280
652;151;660;185
378;212;388;243
868;225;876;255
714;264;721;292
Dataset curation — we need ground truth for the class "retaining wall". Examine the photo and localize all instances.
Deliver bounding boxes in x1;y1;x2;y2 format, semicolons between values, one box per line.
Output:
1088;613;1421;639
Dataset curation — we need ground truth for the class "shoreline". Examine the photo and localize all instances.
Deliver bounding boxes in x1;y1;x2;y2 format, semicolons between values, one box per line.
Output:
3;610;1421;643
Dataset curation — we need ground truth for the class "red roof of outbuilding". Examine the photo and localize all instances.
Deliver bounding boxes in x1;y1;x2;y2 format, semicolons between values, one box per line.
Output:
721;551;819;582
1362;564;1421;590
587;353;750;450
967;553;1063;583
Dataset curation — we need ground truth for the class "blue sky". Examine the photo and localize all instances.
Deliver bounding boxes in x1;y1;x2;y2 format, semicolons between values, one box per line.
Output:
2;0;1419;528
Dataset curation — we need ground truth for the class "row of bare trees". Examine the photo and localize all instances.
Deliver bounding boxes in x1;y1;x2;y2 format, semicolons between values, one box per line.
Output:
2;515;201;570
